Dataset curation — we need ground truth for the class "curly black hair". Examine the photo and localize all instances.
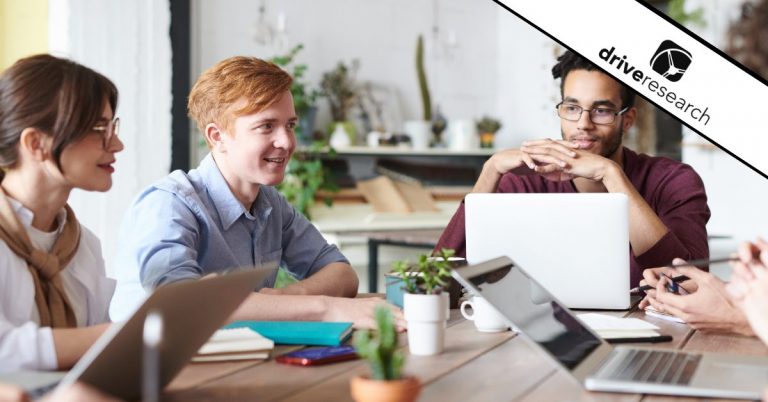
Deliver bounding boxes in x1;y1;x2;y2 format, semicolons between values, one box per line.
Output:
551;50;636;109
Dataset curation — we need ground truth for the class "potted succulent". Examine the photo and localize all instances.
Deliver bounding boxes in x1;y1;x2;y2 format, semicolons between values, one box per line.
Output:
475;116;502;149
321;60;358;147
351;306;421;402
392;248;454;356
270;44;321;145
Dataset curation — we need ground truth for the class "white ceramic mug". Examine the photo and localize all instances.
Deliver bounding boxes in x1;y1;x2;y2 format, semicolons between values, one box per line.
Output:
460;296;509;333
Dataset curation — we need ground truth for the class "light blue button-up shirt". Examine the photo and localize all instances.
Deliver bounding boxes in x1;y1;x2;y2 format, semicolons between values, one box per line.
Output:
109;153;348;320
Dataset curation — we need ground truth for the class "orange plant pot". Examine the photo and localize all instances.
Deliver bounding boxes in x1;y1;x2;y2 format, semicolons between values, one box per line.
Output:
350;375;421;402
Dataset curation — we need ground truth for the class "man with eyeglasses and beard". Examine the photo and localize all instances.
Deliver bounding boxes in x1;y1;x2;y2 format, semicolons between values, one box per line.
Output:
435;50;711;288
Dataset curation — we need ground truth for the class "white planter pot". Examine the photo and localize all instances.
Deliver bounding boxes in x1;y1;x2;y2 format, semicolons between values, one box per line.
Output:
403;120;431;150
403;293;449;356
330;122;351;148
447;119;478;150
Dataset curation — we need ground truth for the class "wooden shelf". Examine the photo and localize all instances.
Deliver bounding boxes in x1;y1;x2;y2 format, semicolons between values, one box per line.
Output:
297;145;495;157
316;186;471;203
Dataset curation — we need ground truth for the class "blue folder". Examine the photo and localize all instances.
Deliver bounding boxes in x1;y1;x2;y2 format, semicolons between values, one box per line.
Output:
224;321;354;346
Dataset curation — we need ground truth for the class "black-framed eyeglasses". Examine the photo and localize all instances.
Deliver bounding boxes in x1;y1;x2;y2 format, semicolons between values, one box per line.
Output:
555;102;629;125
92;117;120;149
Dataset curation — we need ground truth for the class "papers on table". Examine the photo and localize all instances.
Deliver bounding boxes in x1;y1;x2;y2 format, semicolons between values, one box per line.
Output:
577;313;661;339
644;307;687;324
192;328;275;363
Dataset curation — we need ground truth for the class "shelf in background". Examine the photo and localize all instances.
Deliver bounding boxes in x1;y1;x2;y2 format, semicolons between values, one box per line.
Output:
317;186;470;204
297;145;495;157
310;200;458;233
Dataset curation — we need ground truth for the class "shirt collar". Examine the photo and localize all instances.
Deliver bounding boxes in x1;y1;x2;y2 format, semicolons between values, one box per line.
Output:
198;153;254;230
6;196;67;235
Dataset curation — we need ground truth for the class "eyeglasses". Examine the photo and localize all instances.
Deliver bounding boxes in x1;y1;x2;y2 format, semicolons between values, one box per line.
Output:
92;117;120;149
555;102;629;125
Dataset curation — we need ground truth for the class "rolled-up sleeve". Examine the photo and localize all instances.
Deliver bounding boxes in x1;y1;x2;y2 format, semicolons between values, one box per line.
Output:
275;191;348;279
0;320;57;372
634;164;710;269
434;200;468;257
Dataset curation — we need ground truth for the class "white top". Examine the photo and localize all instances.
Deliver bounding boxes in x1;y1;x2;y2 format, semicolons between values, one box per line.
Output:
0;199;115;372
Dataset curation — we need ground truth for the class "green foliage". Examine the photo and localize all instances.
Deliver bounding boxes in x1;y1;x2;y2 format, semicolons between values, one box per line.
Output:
270;44;320;115
416;35;432;121
320;61;358;121
270;44;321;139
392;248;454;295
667;0;706;27
277;141;339;220
476;116;502;134
353;306;404;381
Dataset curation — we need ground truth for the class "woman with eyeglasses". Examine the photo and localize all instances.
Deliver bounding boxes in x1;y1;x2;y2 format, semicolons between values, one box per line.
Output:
0;54;124;372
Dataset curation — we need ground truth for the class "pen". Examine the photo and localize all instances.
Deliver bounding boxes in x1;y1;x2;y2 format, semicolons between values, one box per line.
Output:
629;256;739;293
606;335;673;344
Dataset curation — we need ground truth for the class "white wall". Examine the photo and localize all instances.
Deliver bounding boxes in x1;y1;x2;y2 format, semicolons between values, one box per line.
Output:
48;0;173;277
192;0;564;160
495;7;562;148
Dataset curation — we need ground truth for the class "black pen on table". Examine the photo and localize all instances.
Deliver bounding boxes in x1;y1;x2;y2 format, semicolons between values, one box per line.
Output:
629;256;739;293
606;335;673;344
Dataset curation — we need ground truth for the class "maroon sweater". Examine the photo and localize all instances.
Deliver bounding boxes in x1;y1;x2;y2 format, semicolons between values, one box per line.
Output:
435;147;711;287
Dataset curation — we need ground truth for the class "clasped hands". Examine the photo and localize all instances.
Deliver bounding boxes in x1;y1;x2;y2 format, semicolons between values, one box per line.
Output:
638;239;768;337
491;138;614;182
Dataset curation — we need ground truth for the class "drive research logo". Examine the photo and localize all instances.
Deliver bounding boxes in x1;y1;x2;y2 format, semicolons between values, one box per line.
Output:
599;45;711;126
650;40;692;82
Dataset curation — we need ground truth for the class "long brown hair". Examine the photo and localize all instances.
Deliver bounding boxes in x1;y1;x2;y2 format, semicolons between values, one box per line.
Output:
0;54;118;179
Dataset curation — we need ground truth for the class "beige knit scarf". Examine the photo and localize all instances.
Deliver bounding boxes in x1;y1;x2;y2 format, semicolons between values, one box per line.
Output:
0;188;80;327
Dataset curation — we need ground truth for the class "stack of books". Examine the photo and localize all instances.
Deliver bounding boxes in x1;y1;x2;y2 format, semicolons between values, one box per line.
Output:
192;328;275;363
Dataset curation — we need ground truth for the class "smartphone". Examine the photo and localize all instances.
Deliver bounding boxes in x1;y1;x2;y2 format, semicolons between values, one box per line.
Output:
275;346;359;366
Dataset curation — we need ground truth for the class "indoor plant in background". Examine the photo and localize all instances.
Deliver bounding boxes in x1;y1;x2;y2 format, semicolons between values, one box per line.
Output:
403;34;432;150
270;44;321;145
351;306;421;402
321;60;359;148
277;141;338;220
392;248;454;356
475;116;502;149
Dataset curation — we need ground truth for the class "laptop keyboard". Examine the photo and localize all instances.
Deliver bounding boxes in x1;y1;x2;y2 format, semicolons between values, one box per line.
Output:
605;349;702;386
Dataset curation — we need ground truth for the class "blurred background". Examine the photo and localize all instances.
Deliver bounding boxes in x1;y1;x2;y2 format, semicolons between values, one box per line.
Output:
0;0;765;290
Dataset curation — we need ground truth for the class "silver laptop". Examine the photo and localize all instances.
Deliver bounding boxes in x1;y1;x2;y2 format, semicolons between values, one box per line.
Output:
6;263;275;400
452;257;768;399
465;193;630;309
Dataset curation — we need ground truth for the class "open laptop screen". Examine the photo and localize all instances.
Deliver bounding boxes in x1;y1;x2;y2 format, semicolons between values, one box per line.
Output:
459;258;603;370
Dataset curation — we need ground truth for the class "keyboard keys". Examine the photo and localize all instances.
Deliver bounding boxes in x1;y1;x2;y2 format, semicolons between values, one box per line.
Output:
605;349;701;386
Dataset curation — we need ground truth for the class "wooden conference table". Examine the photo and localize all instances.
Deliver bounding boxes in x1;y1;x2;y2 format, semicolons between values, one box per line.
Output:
164;305;768;402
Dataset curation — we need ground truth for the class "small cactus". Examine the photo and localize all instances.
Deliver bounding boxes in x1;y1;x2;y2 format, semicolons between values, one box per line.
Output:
416;35;432;121
353;306;404;381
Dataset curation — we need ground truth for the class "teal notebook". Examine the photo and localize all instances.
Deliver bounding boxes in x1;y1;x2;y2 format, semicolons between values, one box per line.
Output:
224;321;354;346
